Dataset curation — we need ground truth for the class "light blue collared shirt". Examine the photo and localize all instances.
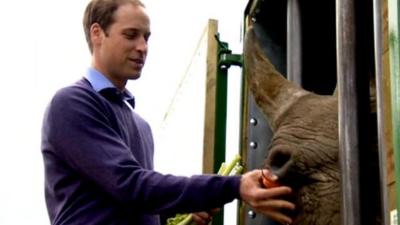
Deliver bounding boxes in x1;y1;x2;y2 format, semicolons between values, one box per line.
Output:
85;67;135;107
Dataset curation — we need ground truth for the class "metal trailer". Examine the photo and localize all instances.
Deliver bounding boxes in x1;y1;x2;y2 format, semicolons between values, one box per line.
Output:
202;0;400;224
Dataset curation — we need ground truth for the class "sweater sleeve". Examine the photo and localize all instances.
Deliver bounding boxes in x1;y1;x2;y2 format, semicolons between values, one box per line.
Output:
43;86;241;214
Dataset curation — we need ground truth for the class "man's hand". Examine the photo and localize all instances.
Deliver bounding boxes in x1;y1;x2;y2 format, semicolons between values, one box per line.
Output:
191;208;220;225
240;169;295;224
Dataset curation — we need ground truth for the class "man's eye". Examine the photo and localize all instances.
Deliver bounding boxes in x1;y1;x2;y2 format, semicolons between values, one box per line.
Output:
125;33;138;40
124;31;150;42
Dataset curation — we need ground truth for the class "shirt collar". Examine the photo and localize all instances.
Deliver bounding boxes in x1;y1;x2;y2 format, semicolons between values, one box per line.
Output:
85;67;115;92
85;67;135;108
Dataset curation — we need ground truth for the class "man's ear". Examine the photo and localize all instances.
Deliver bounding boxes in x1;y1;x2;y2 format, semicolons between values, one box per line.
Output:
90;23;103;47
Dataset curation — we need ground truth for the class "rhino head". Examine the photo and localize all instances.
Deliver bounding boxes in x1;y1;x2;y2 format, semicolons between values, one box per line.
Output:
244;26;340;225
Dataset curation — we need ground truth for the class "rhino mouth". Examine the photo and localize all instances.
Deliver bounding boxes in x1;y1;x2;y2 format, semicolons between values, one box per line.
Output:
277;171;340;224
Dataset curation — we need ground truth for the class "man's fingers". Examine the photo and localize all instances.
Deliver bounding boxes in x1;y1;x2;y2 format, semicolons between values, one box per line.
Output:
256;186;292;200
209;208;221;215
254;199;295;225
256;199;296;211
240;169;296;224
191;212;212;225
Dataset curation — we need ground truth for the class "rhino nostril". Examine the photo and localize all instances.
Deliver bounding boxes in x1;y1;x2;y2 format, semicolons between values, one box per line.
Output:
269;151;292;171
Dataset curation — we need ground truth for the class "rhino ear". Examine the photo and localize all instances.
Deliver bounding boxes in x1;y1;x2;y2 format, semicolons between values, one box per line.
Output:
243;27;308;129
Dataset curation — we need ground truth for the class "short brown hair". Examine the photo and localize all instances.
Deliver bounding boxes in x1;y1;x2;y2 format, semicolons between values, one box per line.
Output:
83;0;145;53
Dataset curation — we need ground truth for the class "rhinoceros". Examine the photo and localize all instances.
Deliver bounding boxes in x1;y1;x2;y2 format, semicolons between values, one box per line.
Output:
243;26;382;225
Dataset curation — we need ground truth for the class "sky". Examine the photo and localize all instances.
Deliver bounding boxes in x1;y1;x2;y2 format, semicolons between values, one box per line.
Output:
0;0;247;224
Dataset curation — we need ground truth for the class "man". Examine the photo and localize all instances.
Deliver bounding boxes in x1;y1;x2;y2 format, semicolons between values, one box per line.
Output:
41;0;295;224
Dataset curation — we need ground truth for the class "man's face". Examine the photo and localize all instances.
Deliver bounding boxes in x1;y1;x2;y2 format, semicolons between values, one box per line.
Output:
94;3;151;87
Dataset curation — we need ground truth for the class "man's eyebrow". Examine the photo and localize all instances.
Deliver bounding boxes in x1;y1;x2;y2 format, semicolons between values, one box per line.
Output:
122;27;149;33
122;27;139;32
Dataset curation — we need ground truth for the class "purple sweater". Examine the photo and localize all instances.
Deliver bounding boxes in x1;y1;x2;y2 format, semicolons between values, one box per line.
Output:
41;78;241;225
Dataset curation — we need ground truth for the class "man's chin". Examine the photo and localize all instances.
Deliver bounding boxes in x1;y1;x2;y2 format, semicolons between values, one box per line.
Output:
129;76;140;80
128;72;141;80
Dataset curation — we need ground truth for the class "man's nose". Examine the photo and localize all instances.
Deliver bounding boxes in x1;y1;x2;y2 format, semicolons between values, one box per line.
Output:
136;36;148;53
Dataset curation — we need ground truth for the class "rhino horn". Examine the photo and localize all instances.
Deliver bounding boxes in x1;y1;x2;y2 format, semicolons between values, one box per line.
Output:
243;27;309;130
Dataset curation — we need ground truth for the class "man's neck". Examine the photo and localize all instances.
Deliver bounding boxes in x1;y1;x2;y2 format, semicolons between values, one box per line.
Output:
91;63;127;90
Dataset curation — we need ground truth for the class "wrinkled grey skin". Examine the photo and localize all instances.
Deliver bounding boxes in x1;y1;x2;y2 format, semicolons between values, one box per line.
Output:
244;27;341;225
244;26;383;225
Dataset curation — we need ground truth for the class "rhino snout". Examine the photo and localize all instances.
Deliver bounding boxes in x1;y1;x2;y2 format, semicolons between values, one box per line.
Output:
266;148;294;179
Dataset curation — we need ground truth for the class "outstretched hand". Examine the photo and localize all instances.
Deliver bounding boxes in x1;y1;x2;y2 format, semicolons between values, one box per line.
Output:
240;169;295;224
191;208;220;225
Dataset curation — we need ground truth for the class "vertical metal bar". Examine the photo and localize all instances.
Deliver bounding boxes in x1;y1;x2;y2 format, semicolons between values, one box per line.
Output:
336;0;362;224
214;64;228;175
388;0;400;223
287;0;302;86
211;40;229;225
373;0;390;224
